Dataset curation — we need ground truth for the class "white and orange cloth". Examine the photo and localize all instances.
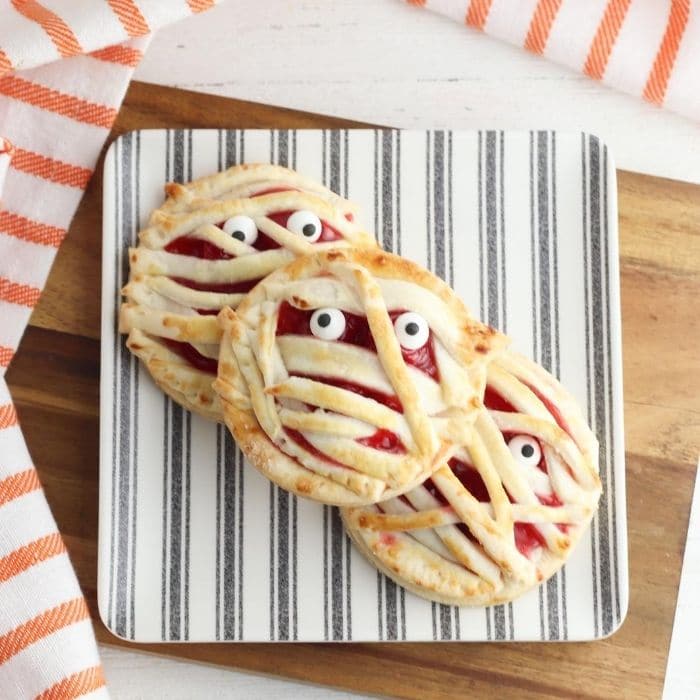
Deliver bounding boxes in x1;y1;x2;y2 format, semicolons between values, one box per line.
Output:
409;0;699;122
0;1;696;698
0;3;220;698
0;383;105;699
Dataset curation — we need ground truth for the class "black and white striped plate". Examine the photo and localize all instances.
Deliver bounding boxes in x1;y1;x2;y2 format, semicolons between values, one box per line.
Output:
99;129;628;642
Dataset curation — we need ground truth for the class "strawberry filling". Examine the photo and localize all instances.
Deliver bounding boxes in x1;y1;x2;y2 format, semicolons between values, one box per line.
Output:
483;386;518;413
292;374;403;413
276;301;439;380
164;207;343;295
162;339;218;375
171;276;260;315
423;458;551;559
276;301;428;464
485;380;574;441
251;187;294;197
282;374;406;462
285;426;405;465
424;385;569;558
357;429;406;454
165;235;234;260
266;210;343;244
523;380;575;439
171;276;260;295
285;429;346;468
164;230;280;258
161;203;342;367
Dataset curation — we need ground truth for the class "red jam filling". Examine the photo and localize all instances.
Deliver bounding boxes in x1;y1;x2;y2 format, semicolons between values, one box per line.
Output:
248;229;283;251
379;532;396;546
171;276;260;295
523;380;574;439
276;313;416;464
292;374;402;413
484;386;571;517
424;456;561;559
400;335;439;381
164;206;342;263
485;380;574;443
285;424;405;467
285;429;346;468
251;187;294;197
282;374;406;464
160;199;345;377
276;302;440;380
165;235;234;260
171;276;262;316
267;210;343;243
357;429;406;454
165;230;280;258
252;189;344;240
277;301;374;347
513;524;546;558
483;386;518;413
162;339;218;375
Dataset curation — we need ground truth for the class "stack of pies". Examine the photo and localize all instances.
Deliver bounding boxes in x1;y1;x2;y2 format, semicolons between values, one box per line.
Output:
120;163;601;606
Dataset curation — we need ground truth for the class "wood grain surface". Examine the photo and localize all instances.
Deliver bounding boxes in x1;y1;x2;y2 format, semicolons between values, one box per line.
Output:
6;81;700;700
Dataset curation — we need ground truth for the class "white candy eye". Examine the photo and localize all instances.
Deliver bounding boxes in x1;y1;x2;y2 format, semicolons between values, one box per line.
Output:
222;215;258;244
287;210;322;242
393;311;430;350
507;435;542;469
310;308;346;340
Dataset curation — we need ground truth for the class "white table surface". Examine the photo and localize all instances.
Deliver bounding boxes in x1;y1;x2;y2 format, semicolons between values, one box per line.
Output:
100;646;369;700
102;1;699;697
663;464;700;700
135;0;700;184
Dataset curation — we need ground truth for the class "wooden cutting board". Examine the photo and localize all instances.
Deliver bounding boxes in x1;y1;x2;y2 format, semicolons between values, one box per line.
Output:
6;81;700;700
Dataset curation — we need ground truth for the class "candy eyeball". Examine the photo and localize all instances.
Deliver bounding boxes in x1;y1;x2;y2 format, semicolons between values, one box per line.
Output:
507;435;542;469
287;210;322;242
310;308;346;340
393;312;429;350
222;215;258;244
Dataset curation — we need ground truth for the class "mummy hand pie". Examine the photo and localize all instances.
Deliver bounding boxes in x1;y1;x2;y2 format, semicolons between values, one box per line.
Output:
341;352;602;606
214;248;507;506
119;164;374;420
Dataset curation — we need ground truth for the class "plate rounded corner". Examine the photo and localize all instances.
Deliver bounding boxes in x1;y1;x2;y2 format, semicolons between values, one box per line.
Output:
103;129;152;173
103;132;129;169
580;131;617;173
592;597;630;642
96;589;139;644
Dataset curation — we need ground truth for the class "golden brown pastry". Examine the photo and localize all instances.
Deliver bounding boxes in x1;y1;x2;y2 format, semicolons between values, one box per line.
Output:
120;163;374;420
342;351;601;605
214;247;506;506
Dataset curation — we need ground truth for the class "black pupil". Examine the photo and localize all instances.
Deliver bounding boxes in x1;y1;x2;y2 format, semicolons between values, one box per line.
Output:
405;322;419;336
302;222;317;237
521;443;535;458
317;313;331;328
232;230;245;241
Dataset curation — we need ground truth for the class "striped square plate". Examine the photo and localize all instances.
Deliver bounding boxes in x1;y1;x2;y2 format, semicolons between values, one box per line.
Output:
99;129;628;643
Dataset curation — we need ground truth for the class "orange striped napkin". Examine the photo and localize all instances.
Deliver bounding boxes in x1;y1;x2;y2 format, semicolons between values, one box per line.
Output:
409;0;699;122
0;3;219;698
